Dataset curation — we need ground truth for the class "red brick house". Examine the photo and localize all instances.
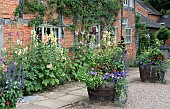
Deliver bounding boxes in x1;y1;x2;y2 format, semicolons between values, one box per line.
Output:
0;0;137;59
1;0;170;59
135;0;170;45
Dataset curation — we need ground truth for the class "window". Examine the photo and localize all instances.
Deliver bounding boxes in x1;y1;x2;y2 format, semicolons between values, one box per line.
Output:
0;25;3;58
129;0;134;8
123;0;128;6
36;25;63;47
89;24;101;46
110;28;117;44
125;28;132;43
122;18;128;26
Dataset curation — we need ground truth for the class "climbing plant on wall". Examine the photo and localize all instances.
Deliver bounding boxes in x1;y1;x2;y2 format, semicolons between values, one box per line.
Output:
14;0;121;32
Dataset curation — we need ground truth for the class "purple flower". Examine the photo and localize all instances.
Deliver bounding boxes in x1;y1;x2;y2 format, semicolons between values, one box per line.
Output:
91;72;96;76
139;61;142;65
148;61;152;65
92;68;94;70
89;43;94;49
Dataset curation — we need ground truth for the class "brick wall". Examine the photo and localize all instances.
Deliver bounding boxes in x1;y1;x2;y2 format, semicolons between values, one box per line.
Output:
135;3;148;17
0;0;18;18
3;23;32;53
114;8;136;59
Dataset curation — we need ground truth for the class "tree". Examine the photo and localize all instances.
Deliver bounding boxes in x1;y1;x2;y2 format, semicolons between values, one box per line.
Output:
155;27;170;44
144;0;170;15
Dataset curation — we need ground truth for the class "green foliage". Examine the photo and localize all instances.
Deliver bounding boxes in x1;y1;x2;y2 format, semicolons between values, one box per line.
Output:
138;47;168;83
14;0;120;32
0;62;24;108
144;0;170;14
155;27;170;44
135;15;150;55
70;35;128;105
13;31;71;94
114;78;128;107
14;0;46;26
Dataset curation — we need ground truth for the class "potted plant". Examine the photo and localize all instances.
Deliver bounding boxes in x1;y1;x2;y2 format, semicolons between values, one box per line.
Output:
138;48;167;83
72;36;128;106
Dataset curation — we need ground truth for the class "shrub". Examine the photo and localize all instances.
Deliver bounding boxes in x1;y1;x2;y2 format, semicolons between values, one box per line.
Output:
13;30;71;94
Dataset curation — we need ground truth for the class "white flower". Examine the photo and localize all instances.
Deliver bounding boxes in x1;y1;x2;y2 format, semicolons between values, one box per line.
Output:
1;48;6;52
31;30;36;35
17;40;22;45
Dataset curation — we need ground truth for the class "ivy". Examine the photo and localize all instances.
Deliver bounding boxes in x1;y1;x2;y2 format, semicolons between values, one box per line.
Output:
14;0;121;31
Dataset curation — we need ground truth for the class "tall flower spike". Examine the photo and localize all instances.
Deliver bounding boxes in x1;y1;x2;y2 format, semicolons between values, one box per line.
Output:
7;65;11;89
12;63;16;82
21;72;26;88
17;64;22;81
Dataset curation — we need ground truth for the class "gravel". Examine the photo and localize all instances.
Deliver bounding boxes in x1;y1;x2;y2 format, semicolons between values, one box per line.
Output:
62;80;170;109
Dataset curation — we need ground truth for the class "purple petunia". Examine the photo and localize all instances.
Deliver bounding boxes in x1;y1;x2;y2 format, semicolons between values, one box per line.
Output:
139;61;142;65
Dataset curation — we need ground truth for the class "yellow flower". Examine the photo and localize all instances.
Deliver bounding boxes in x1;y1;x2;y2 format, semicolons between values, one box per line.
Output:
43;34;48;44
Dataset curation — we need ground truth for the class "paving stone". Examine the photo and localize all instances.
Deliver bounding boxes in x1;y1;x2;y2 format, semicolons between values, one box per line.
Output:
38;91;67;99
57;95;86;103
58;86;83;93
17;103;51;109
19;96;47;103
33;98;70;109
68;88;88;97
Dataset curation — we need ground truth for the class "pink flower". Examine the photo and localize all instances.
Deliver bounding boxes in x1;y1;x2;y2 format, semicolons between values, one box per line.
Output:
60;38;64;43
1;57;6;63
10;16;14;21
6;101;10;106
83;50;86;53
3;69;7;73
102;66;105;69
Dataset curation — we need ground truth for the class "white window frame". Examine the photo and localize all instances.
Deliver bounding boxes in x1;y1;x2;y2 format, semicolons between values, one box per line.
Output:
129;0;134;8
123;0;128;6
89;24;101;46
0;25;3;58
37;25;63;47
125;28;132;43
122;18;128;26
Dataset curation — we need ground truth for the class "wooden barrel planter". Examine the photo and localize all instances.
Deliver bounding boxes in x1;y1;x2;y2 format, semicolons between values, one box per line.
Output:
139;65;158;82
87;82;115;101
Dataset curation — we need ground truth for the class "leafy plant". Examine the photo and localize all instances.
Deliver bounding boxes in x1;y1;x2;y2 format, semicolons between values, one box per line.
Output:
0;60;25;109
138;47;167;83
155;27;170;44
13;30;71;94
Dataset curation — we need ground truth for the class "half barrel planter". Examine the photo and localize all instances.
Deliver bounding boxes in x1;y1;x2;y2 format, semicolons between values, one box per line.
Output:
139;65;158;82
87;82;115;101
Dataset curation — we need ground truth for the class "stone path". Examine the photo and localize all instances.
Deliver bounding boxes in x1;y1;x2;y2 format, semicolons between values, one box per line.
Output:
16;68;170;109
